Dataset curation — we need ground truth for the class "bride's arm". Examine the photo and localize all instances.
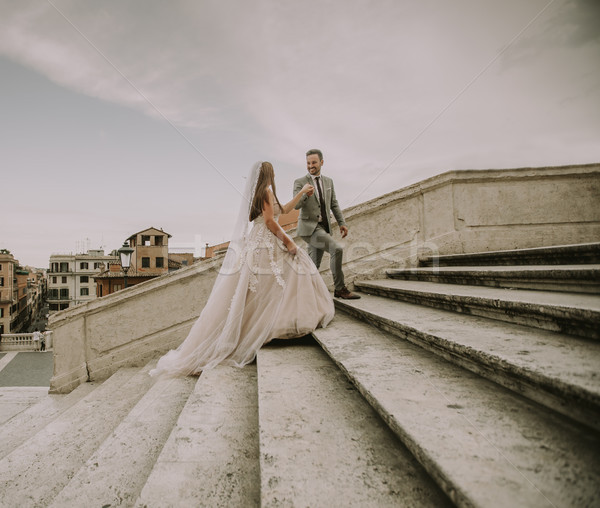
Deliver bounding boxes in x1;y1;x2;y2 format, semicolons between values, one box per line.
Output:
263;189;298;255
280;183;314;214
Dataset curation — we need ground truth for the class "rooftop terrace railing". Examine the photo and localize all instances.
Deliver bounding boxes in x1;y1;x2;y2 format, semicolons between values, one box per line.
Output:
0;331;53;352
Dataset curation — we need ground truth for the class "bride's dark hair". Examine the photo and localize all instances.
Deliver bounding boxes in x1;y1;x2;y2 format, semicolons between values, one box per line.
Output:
249;162;282;222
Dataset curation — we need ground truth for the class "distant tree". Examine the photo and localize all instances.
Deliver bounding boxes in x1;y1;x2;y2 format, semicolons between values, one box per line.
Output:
0;249;11;254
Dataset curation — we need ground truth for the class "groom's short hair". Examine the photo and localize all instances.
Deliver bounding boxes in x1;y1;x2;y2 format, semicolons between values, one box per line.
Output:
306;149;323;160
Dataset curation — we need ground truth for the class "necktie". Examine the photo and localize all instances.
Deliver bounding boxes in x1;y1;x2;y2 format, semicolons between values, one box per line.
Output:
315;176;330;234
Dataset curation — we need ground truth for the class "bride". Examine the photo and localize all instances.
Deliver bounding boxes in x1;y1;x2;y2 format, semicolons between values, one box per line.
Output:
150;161;335;377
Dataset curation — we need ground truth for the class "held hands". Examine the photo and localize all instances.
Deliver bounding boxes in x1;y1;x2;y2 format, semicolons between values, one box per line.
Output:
340;225;348;238
301;183;314;197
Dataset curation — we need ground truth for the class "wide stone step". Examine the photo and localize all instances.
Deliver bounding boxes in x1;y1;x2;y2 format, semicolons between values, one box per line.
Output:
0;364;155;507
334;292;600;431
257;337;451;507
50;369;195;507
355;279;600;339
0;382;97;460
313;313;600;507
135;365;260;507
419;242;600;267
387;265;600;293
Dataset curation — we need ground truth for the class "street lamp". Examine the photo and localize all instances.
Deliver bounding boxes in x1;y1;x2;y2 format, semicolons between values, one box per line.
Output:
118;241;134;289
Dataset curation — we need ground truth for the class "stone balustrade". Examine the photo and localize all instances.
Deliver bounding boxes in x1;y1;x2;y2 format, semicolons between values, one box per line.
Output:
0;331;52;352
49;163;600;393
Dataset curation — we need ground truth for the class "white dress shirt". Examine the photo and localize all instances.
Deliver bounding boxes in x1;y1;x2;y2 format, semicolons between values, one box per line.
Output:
310;174;325;198
309;173;326;223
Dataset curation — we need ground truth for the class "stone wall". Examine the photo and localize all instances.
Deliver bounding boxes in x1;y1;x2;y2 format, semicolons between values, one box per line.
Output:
49;257;223;393
322;163;600;287
49;163;600;393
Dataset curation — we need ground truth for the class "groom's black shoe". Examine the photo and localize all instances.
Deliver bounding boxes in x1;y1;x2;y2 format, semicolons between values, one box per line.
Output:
334;287;361;300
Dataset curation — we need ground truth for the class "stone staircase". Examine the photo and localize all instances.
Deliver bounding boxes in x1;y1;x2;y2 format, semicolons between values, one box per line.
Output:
1;243;599;507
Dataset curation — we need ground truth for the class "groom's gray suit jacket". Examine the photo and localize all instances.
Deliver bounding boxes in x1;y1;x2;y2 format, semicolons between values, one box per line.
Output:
293;174;346;237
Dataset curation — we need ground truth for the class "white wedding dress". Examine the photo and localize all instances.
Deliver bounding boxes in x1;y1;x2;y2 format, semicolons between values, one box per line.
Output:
150;203;335;378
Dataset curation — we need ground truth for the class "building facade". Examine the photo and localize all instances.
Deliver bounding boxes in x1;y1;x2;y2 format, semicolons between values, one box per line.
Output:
127;227;171;275
0;252;45;334
95;227;172;297
94;262;157;297
0;252;18;335
95;227;196;297
47;249;117;313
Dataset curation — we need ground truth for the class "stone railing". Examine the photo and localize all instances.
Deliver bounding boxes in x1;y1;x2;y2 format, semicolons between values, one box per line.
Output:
0;332;53;352
49;163;600;393
326;162;600;287
49;257;224;393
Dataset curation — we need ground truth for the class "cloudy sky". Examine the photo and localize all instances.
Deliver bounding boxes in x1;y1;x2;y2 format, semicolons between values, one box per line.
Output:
1;0;599;268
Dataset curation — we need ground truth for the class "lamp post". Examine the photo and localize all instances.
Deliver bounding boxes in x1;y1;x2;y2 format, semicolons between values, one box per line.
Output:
118;242;134;289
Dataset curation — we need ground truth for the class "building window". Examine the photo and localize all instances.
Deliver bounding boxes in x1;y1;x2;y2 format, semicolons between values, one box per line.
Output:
0;308;3;318
155;236;163;246
52;276;57;284
23;288;27;295
156;257;164;268
142;257;150;268
142;235;151;246
62;276;67;284
0;277;3;287
94;262;100;269
49;289;59;299
113;284;122;291
59;288;69;300
49;303;59;311
80;262;89;270
80;288;89;296
80;276;89;283
50;262;59;272
60;262;69;272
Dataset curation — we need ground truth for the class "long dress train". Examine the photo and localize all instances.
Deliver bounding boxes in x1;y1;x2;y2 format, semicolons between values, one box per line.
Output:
150;206;335;377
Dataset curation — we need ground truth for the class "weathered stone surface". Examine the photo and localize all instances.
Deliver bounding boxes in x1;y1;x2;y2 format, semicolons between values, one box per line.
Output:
314;313;600;507
48;314;88;394
356;278;600;339
135;365;260;508
418;242;600;266
453;175;600;227
0;382;96;459
0;365;154;507
257;338;452;507
0;386;48;426
334;292;600;430
50;372;195;507
387;264;600;293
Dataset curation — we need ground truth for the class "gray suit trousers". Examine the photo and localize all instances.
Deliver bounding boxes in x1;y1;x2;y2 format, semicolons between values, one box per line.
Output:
301;225;345;291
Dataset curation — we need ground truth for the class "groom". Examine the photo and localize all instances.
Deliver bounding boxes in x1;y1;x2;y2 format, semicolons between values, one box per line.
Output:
294;149;360;299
